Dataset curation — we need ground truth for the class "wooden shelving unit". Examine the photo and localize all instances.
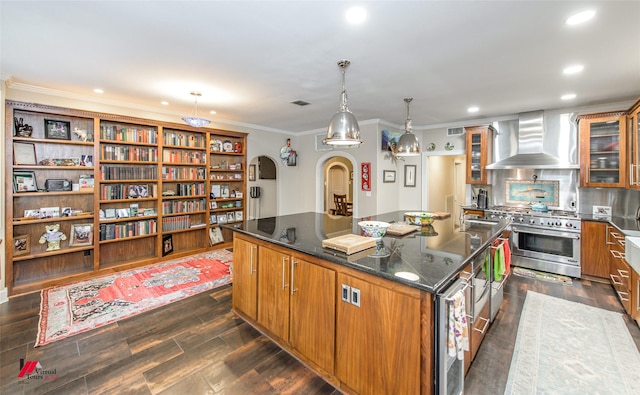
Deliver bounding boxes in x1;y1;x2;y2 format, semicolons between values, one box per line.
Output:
4;100;247;295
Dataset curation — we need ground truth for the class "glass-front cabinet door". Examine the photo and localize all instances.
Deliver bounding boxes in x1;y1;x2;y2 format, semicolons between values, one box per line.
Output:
628;99;640;189
579;112;627;188
465;125;493;184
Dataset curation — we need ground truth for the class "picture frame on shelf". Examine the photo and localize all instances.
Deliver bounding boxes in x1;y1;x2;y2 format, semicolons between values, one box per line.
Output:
209;227;224;246
210;214;217;224
383;170;396;183
69;223;93;246
105;208;116;219
40;207;60;218
13;235;30;256
235;211;243;221
44;119;71;140
23;209;41;218
61;207;72;217
13;170;38;192
404;165;417;187
249;164;256;181
162;234;173;256
13;142;37;165
227;212;235;223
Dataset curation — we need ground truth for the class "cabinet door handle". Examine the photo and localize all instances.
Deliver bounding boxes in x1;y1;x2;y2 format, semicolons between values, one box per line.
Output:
617;268;629;278
473;316;490;334
616;290;629;302
610;274;624;286
587;165;590;184
631;163;635;186
282;257;289;290
610;249;625;260
290;259;297;295
250;245;257;274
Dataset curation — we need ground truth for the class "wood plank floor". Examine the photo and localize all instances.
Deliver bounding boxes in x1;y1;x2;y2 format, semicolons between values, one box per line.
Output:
1;273;639;394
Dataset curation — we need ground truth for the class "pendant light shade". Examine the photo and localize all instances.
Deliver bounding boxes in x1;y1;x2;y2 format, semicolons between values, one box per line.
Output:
324;60;362;146
395;97;420;156
182;92;211;128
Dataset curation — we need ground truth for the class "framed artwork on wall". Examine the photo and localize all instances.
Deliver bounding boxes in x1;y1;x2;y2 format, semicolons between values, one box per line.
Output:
361;162;371;191
404;165;416;187
383;170;396;183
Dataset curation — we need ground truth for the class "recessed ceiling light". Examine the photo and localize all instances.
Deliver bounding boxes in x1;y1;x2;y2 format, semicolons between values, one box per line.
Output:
161;101;169;105
345;6;367;24
561;93;577;100
93;88;104;94
468;106;479;113
209;110;217;115
566;10;596;25
563;65;584;75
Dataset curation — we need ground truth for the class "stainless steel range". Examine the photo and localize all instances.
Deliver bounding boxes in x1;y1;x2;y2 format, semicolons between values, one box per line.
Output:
484;206;581;278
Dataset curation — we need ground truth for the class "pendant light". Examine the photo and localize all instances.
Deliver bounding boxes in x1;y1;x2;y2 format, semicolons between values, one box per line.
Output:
182;92;211;128
395;97;420;156
324;60;362;146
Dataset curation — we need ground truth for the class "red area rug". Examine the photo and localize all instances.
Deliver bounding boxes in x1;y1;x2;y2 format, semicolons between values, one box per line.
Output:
36;249;233;347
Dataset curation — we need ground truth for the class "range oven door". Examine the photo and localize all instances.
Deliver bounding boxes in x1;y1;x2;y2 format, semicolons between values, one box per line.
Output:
511;225;580;267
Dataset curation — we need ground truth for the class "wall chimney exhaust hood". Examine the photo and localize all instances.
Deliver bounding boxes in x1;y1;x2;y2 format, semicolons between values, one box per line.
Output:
485;110;580;170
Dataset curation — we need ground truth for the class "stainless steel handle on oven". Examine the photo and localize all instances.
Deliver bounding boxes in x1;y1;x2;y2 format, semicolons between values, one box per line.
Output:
513;229;580;240
631;164;634;186
473;317;490;334
282;257;289;290
493;272;510;291
250;245;257;274
445;280;472;302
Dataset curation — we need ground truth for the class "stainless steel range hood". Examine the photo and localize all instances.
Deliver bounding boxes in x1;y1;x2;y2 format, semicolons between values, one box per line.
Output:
485;110;580;170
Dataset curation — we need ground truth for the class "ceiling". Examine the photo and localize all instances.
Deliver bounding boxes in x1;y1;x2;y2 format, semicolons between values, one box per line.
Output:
2;1;639;134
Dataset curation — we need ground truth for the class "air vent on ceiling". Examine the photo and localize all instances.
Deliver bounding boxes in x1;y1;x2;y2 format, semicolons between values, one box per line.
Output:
290;100;311;106
447;127;465;136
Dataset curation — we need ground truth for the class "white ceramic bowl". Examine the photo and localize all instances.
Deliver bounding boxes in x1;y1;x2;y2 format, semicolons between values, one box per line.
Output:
358;221;390;239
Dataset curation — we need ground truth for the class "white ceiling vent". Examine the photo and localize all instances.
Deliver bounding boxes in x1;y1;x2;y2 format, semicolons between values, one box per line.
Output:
447;127;465;136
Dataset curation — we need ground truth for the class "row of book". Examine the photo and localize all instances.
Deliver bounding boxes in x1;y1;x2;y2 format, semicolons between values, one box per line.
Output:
99;219;157;241
162;131;206;148
100;124;158;143
162;215;191;231
162;199;206;214
171;183;206;197
162;149;206;164
101;145;158;162
162;166;206;180
100;183;157;200
100;165;158;180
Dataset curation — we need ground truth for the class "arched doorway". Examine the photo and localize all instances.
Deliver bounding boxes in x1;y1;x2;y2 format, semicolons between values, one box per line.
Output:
318;155;355;215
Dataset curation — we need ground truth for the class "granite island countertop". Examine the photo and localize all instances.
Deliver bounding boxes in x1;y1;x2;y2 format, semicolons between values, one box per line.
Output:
223;211;509;294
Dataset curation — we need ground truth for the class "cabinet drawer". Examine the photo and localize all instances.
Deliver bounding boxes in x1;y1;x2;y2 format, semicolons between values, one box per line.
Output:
470;300;491;360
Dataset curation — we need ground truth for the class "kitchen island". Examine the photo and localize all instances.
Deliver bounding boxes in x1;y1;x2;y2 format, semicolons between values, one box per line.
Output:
223;211;509;395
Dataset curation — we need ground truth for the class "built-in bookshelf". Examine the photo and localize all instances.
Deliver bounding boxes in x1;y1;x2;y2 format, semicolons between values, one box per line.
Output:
209;132;246;244
5;100;247;296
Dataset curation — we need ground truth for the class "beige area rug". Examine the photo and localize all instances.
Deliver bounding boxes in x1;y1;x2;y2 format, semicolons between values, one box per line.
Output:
512;266;573;285
505;291;640;394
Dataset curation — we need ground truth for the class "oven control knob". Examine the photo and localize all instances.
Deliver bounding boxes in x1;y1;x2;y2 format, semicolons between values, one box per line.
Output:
556;221;561;226
529;219;535;224
518;217;524;222
566;223;573;228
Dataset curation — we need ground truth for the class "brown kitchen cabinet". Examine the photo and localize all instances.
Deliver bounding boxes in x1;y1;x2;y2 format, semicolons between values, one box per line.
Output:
336;272;422;395
579;111;627;187
581;220;610;279
632;268;640;326
465;125;493;184
627;98;640;189
232;236;258;320
257;245;291;340
289;257;336;375
607;226;632;314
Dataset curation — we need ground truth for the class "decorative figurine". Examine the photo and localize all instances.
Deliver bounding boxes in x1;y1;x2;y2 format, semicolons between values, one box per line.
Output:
39;224;67;251
14;117;33;137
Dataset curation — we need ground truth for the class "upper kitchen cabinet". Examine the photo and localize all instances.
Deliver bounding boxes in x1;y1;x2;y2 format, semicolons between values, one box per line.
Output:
578;111;627;188
627;99;640;189
465;125;494;184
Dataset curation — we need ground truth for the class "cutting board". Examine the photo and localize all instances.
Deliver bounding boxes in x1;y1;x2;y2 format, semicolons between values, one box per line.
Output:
430;212;451;219
322;234;377;255
387;223;420;236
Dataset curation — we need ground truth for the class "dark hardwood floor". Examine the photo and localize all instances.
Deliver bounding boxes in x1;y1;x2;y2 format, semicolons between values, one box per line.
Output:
1;272;639;394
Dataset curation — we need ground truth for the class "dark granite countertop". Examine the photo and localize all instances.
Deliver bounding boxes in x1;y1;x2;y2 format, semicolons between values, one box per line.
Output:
223;211;509;294
581;214;640;235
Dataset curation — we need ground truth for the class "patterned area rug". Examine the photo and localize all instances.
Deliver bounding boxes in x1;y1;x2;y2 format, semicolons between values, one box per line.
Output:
512;266;573;285
505;291;640;394
36;249;233;347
